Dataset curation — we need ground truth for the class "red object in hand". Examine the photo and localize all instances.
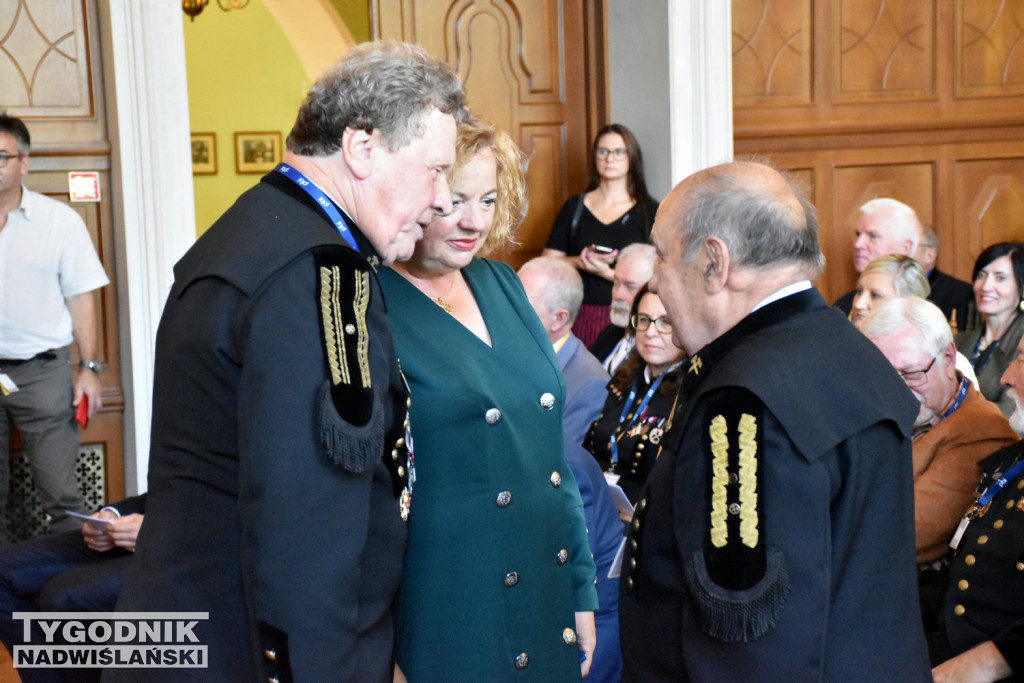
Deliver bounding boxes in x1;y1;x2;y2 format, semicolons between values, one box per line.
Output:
76;396;89;429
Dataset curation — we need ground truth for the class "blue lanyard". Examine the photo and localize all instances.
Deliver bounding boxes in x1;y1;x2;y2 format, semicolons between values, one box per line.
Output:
975;456;1024;512
940;377;970;421
275;163;360;254
609;364;681;465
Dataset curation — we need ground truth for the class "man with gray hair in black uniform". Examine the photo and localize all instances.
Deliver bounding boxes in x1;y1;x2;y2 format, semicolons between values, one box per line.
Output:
619;161;930;681
113;42;466;682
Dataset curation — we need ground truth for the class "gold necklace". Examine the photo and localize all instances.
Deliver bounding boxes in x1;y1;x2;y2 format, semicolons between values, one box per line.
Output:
434;273;457;315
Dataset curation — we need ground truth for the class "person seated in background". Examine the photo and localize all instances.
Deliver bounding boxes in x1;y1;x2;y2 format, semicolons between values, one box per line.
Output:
929;332;1024;682
852;254;978;388
518;255;624;683
588;243;656;374
833;197;922;314
956;242;1024;417
0;494;145;683
861;297;1017;632
915;225;973;333
584;284;685;504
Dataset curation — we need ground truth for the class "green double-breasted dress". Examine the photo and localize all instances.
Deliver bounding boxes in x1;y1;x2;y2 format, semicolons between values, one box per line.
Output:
381;258;598;681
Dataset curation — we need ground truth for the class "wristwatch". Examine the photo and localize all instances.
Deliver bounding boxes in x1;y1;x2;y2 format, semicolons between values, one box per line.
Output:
79;359;103;373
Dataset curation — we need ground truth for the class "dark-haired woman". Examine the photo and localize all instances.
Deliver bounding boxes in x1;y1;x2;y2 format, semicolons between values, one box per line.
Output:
955;242;1024;416
583;286;685;504
542;124;659;347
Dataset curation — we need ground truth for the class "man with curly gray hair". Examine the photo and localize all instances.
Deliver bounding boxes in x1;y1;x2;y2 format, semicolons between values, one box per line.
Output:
112;42;466;682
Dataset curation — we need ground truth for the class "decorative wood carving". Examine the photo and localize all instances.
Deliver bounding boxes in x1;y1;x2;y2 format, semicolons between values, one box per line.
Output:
0;0;93;116
732;0;812;105
373;0;596;267
836;0;934;100
957;1;1024;95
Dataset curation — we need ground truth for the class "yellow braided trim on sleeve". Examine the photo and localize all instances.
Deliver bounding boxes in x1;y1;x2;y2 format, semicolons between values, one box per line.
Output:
354;270;371;388
709;415;729;548
738;413;758;548
319;265;347;386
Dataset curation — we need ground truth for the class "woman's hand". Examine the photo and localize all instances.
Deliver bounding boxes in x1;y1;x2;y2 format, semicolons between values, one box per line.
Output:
578;246;618;281
575;610;596;677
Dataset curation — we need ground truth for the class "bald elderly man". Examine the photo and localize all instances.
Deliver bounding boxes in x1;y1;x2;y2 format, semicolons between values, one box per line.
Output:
618;161;930;681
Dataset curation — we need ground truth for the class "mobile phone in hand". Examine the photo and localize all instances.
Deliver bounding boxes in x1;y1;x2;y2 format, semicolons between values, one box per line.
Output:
592;245;615;254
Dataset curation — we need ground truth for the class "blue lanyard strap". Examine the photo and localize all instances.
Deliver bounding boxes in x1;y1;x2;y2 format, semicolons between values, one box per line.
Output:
940;377;970;421
608;361;682;465
975;456;1024;511
275;163;360;254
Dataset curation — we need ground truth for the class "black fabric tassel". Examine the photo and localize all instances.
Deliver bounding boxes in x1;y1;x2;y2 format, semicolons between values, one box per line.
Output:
317;381;384;474
683;548;791;642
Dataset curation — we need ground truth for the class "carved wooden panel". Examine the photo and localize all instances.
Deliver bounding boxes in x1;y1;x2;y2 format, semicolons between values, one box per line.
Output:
0;0;93;116
835;0;934;101
732;0;813;106
373;0;599;267
954;156;1024;273
957;1;1024;96
735;0;1024;304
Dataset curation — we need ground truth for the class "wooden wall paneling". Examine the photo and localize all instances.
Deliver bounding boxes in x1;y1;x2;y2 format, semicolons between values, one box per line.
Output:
956;0;1024;96
953;152;1024;276
731;0;814;107
22;164;125;503
373;0;600;267
834;0;935;102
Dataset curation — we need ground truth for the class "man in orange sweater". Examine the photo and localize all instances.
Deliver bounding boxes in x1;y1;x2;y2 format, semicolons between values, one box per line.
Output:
862;295;1018;627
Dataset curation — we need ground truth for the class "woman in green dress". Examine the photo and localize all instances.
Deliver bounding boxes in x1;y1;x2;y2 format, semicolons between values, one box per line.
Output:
381;119;598;681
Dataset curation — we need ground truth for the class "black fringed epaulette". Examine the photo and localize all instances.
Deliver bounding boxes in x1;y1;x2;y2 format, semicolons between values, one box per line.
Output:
681;387;791;642
313;247;382;474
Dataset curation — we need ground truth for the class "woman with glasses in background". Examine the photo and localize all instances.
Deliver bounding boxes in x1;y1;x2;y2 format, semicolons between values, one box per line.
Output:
543;124;659;347
584;285;685;505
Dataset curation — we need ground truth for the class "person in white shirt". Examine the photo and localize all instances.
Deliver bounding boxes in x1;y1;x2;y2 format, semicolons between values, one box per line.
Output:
0;113;108;544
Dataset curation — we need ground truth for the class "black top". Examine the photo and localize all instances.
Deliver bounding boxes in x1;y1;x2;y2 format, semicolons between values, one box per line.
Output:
583;365;684;503
546;195;658;305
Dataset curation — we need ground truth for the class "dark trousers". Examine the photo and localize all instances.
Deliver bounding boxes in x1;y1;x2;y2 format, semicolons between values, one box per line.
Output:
0;529;132;683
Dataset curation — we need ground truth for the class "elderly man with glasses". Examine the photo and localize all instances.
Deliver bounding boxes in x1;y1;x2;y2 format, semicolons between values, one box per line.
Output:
862;296;1017;630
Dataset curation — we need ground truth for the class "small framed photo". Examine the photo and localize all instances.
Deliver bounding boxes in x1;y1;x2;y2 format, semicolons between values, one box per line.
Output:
191;132;217;175
234;131;282;174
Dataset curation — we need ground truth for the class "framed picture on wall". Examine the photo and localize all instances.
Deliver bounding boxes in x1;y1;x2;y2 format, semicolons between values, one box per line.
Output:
191;132;217;175
234;131;282;174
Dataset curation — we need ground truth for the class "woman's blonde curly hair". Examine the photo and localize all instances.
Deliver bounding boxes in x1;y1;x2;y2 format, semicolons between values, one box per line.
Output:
448;117;527;255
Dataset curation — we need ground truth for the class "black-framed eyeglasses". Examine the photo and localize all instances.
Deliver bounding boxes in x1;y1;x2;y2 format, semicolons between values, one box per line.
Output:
632;314;672;334
0;152;23;168
595;147;627;159
898;356;936;388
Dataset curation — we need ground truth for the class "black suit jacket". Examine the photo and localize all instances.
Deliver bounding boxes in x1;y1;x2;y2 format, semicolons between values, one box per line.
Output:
619;289;930;681
113;174;410;682
928;267;974;332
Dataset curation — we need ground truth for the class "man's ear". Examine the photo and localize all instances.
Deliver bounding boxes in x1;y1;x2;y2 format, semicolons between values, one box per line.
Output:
552;307;571;332
701;237;730;293
341;127;375;180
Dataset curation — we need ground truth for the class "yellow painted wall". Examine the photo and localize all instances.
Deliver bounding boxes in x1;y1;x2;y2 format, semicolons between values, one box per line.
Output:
184;1;308;234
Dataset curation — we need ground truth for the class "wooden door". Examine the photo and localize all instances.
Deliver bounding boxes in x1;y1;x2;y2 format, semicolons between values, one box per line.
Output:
1;0;125;532
732;0;1024;303
372;0;607;267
